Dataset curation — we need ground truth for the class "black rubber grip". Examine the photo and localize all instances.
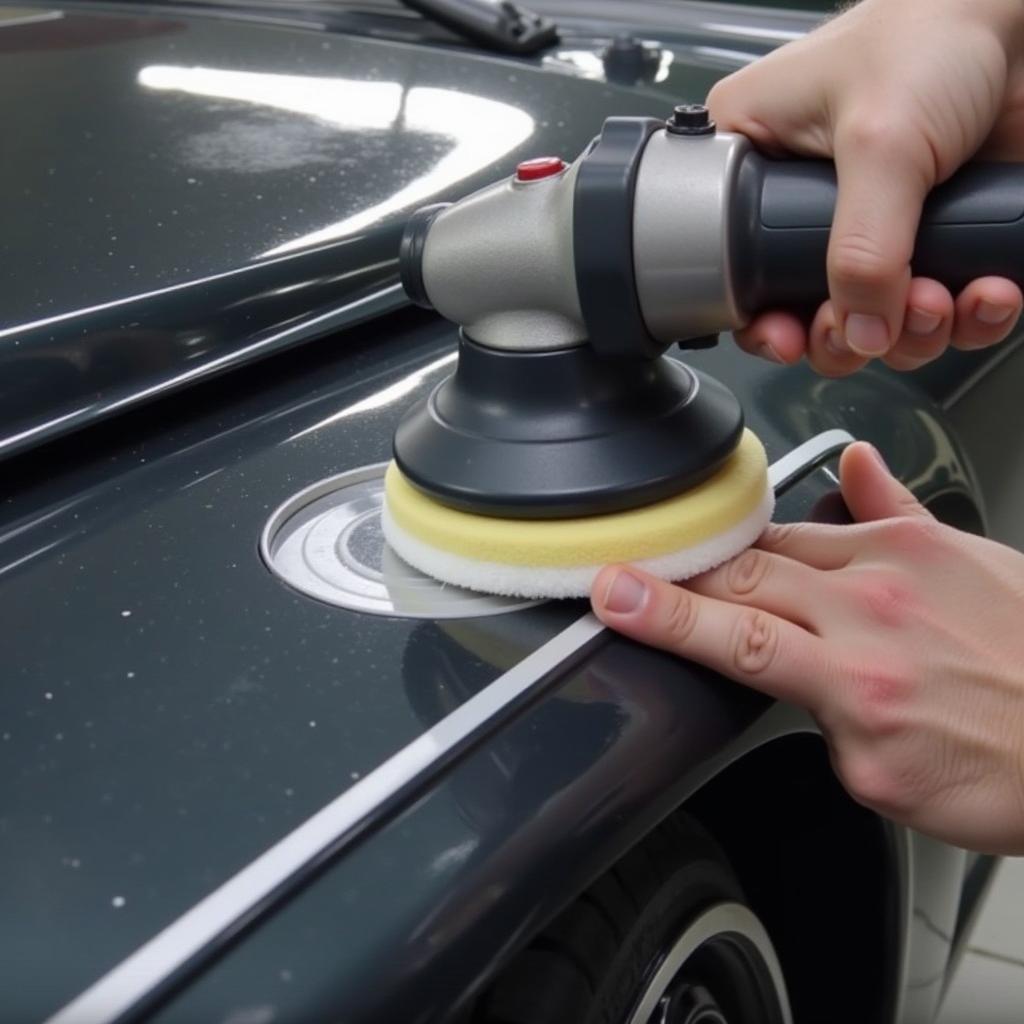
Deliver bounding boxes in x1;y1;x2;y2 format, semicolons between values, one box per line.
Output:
731;154;1024;319
574;117;664;358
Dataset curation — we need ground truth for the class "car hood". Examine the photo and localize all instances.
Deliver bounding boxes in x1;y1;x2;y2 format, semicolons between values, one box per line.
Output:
0;3;734;459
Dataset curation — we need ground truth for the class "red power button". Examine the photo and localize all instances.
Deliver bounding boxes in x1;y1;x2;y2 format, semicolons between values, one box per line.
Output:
515;157;567;182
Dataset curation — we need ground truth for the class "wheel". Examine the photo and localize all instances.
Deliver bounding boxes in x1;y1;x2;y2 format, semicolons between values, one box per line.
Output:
474;814;792;1024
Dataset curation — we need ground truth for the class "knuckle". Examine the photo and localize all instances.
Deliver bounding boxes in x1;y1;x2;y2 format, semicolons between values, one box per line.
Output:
828;235;906;291
839;752;908;814
839;116;906;155
725;548;771;596
705;77;731;111
706;71;750;117
759;522;798;549
849;570;917;628
847;661;916;737
729;608;779;676
664;588;699;647
878;515;941;553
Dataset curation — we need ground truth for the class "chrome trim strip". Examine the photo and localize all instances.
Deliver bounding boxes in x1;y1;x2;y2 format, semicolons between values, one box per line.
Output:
46;429;852;1024
0;8;62;29
44;613;607;1024
768;428;854;494
0;283;407;461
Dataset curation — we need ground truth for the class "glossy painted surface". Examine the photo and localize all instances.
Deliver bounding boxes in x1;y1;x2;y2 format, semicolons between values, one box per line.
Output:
2;306;990;1021
3;2;1017;1021
0;311;581;1020
0;2;727;459
149;625;779;1024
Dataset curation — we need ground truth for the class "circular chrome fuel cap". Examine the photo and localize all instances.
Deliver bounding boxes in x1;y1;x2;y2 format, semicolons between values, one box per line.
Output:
261;463;540;619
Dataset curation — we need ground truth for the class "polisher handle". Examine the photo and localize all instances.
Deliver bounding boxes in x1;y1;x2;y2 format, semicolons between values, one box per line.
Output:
732;154;1024;319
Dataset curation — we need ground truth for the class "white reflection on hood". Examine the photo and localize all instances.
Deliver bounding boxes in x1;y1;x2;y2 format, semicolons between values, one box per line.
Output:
138;65;535;255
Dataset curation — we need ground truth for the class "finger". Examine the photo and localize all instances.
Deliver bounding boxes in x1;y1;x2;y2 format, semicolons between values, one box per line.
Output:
734;312;807;365
883;277;954;371
757;521;871;570
806;299;869;377
687;546;833;630
591;565;830;709
828;120;933;358
707;65;825;158
838;442;934;523
952;277;1023;350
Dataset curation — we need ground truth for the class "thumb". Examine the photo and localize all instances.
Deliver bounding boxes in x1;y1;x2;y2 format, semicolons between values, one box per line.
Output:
839;442;933;523
828;126;933;358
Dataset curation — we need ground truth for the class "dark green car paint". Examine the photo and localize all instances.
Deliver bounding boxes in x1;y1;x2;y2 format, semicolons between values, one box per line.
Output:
1;2;1013;1022
0;5;732;458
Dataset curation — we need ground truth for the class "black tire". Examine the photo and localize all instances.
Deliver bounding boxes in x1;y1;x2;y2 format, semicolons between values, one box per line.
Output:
474;814;790;1024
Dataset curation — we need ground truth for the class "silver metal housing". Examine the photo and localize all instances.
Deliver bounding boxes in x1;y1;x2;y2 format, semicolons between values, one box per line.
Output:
633;128;750;344
420;160;587;351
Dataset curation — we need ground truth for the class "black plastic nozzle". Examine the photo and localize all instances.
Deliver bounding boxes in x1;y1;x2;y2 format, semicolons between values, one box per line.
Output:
398;203;450;309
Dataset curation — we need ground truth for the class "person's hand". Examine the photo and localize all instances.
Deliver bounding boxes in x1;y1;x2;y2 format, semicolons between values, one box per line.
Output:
591;443;1024;855
707;0;1024;375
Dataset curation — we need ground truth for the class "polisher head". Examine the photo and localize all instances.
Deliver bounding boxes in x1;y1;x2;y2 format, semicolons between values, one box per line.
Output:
381;429;773;600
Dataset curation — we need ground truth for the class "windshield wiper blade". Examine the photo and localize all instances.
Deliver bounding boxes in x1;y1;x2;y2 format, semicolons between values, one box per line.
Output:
399;0;558;54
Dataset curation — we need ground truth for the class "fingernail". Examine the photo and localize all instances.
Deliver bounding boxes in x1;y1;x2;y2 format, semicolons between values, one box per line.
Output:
975;300;1014;325
845;313;890;356
603;570;647;614
756;343;784;364
904;307;942;335
825;328;846;356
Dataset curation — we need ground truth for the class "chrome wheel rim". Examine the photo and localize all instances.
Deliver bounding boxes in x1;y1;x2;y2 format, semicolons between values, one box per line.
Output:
626;902;792;1024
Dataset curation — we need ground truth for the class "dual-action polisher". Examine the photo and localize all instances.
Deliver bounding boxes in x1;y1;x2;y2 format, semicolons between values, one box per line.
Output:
384;105;1024;599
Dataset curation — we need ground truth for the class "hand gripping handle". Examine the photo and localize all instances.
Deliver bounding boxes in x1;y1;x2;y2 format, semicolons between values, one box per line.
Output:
731;154;1024;318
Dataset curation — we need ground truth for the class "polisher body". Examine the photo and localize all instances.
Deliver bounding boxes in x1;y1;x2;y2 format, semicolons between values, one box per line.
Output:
387;109;1024;598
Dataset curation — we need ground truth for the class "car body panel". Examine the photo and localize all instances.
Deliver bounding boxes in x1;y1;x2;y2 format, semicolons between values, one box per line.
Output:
1;3;731;459
1;312;586;1020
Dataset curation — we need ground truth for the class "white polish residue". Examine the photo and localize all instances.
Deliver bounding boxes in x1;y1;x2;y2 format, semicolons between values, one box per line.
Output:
111;896;126;909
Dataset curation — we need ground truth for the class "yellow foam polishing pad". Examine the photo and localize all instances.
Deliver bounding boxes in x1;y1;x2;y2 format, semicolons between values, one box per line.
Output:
383;428;769;568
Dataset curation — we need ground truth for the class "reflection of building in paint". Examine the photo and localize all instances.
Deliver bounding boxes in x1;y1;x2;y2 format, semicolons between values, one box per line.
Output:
543;47;675;83
287;351;457;442
137;65;535;255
